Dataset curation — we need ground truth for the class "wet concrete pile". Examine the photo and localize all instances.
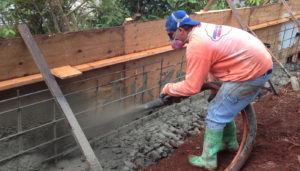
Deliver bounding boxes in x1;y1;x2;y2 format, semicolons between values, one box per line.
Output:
44;91;210;171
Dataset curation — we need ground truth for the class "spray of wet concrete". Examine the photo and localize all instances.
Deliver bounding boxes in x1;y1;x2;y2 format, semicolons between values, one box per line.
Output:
44;91;209;171
0;91;207;171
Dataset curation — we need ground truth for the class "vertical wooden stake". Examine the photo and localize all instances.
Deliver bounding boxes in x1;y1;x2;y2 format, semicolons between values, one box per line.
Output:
202;0;217;12
18;24;103;171
281;0;300;30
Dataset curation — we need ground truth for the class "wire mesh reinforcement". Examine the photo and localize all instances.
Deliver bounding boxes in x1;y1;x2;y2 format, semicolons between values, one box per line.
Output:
0;57;186;164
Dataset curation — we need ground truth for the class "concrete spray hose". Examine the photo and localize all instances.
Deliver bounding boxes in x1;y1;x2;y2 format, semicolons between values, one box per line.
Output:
144;82;257;170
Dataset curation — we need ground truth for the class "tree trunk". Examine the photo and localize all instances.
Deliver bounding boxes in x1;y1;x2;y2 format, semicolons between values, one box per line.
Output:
53;0;71;32
32;0;52;33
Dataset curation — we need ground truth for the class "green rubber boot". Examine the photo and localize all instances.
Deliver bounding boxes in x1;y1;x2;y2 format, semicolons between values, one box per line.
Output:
219;120;239;152
188;127;223;171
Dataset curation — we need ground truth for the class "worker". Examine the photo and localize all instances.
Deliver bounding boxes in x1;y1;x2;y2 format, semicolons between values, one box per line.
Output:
161;10;273;170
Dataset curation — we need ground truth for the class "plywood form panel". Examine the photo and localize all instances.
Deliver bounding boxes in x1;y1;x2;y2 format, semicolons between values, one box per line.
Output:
249;3;283;26
59;65;124;138
124;58;152;106
124;19;170;54
193;10;233;25
254;24;282;45
123;7;254;55
254;25;282;61
124;49;186;106
0;27;124;81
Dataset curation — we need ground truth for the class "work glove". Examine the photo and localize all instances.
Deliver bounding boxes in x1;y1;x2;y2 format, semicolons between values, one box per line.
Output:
160;93;185;105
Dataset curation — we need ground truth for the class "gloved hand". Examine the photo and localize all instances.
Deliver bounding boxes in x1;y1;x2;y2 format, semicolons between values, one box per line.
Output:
160;93;174;105
160;93;185;105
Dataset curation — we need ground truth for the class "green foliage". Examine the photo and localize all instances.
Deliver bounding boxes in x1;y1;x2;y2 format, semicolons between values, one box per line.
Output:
0;0;280;38
86;0;131;28
241;0;264;6
120;0;209;21
211;1;229;10
0;27;16;38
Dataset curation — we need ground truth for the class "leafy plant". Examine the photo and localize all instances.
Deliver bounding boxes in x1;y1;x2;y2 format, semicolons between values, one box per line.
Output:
0;0;281;38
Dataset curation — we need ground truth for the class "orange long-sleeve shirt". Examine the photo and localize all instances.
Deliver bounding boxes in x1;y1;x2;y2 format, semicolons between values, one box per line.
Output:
162;23;273;97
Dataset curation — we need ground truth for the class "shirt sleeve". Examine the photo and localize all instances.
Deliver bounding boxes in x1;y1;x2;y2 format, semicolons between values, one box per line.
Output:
162;41;211;97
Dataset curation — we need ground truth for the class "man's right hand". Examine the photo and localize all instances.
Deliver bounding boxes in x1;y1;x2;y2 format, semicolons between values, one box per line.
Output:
160;93;187;105
160;93;174;105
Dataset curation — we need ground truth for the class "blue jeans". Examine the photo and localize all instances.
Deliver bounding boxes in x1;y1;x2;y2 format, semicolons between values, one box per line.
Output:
206;68;272;130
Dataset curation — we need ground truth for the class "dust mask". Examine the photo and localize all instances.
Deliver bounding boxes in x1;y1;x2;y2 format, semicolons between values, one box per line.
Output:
171;30;192;50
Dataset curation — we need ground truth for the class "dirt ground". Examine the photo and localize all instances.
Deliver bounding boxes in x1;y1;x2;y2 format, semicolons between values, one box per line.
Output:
144;85;300;171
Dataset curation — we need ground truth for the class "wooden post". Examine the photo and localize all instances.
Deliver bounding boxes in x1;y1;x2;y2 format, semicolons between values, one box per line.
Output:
226;0;247;30
203;0;217;12
281;0;300;30
263;0;270;5
17;24;103;171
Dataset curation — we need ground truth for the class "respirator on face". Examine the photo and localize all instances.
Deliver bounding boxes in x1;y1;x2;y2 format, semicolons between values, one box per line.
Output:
169;29;191;50
168;13;191;50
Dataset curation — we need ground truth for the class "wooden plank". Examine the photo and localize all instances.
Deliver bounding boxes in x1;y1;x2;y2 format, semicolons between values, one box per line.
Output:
51;65;82;79
0;27;124;81
250;17;290;30
74;45;173;72
17;24;103;171
0;74;43;91
0;65;83;91
0;46;173;91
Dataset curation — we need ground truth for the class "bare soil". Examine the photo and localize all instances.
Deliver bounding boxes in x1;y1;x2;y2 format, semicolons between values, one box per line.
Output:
144;85;300;171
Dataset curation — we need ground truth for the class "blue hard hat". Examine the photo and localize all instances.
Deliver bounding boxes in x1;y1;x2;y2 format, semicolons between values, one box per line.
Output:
165;10;201;31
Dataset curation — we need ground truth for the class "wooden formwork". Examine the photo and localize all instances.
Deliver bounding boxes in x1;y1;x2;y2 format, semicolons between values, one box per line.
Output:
0;1;300;165
0;2;299;113
0;2;299;88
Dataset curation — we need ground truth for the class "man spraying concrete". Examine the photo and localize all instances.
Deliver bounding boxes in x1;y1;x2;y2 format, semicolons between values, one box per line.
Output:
161;10;273;170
